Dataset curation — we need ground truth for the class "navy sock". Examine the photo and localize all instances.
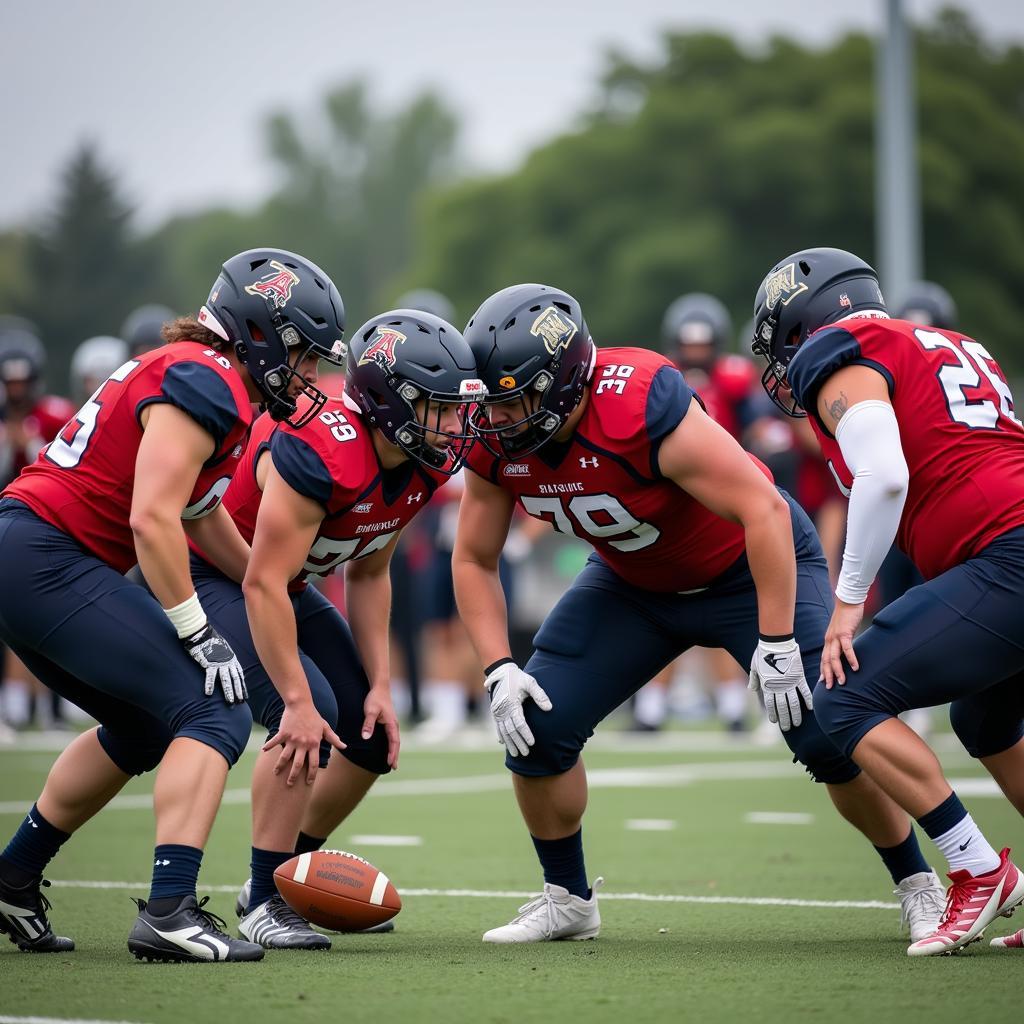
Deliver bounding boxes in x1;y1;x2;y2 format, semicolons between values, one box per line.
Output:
149;844;203;906
874;827;931;885
295;832;326;855
531;829;589;899
248;847;295;912
0;804;70;882
917;792;967;840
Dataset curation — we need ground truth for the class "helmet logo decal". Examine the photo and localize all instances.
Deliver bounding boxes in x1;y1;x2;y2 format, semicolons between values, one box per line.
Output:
764;263;808;309
358;327;407;368
530;307;578;355
499;375;517;390
244;260;300;309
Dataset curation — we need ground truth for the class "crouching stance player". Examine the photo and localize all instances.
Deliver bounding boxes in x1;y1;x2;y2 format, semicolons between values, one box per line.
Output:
0;247;343;961
453;284;944;943
190;310;484;949
751;248;1024;955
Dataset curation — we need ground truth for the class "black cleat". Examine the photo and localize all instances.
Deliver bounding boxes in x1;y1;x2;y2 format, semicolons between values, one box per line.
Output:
0;875;74;953
128;895;264;963
238;895;331;950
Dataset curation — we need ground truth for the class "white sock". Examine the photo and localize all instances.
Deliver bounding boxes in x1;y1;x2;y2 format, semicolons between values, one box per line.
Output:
1;679;31;727
932;813;1001;877
716;680;749;725
634;683;668;727
424;681;467;725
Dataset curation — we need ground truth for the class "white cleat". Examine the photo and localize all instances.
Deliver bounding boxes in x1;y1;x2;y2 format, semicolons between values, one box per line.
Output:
238;895;330;950
895;870;946;943
990;928;1024;949
483;878;603;943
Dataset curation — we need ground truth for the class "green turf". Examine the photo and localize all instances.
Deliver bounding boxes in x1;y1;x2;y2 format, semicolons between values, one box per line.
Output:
0;732;1020;1023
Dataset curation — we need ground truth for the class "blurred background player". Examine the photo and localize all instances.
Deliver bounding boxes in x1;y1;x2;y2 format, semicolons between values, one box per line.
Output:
0;321;76;734
121;304;176;359
634;293;761;732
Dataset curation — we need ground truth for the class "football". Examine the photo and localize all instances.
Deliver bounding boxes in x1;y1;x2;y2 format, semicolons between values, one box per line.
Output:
274;850;401;932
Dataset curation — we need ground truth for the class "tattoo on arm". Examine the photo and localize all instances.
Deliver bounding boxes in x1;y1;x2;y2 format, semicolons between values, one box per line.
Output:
826;391;849;425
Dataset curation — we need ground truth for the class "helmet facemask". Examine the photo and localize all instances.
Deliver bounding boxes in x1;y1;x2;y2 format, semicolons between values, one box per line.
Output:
469;368;567;460
387;378;480;476
751;310;805;418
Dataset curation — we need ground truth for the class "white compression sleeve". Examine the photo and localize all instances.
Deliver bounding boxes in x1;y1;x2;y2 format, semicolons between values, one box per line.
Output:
834;400;910;605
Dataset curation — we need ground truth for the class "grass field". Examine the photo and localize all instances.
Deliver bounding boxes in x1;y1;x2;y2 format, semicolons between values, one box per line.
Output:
0;726;1020;1024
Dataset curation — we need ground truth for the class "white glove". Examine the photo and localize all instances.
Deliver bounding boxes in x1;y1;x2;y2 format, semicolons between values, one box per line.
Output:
484;659;552;757
748;636;812;733
182;623;248;705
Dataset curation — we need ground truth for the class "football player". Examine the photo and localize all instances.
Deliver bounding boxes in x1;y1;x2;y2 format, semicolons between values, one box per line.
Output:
453;284;944;943
0;248;344;963
121;304;177;359
750;248;1024;955
188;309;483;949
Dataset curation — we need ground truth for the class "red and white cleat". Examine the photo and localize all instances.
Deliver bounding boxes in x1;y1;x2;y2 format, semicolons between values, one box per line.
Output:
907;848;1024;957
990;928;1024;949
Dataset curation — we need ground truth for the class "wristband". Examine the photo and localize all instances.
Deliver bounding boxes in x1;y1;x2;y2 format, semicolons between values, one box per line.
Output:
759;633;795;645
164;592;208;640
483;657;515;680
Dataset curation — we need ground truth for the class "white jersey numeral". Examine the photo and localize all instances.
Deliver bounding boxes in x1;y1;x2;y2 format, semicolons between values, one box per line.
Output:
46;359;141;468
303;530;396;577
915;329;1021;429
521;492;660;552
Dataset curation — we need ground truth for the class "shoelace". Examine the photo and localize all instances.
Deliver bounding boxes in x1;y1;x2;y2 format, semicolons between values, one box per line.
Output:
511;892;559;938
898;884;946;930
186;896;231;937
938;881;972;931
266;895;314;930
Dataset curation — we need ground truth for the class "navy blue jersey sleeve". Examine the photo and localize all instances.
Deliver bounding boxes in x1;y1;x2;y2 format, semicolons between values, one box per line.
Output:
645;365;693;442
645;365;694;478
788;326;895;415
270;431;334;510
152;362;240;449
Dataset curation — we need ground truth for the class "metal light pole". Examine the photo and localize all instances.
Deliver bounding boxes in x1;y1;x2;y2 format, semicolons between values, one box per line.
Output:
875;0;922;308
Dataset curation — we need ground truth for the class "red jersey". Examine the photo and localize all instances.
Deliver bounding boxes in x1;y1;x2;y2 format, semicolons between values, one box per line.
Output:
4;343;253;572
788;316;1024;580
466;347;772;592
0;394;77;487
685;354;758;439
218;395;446;590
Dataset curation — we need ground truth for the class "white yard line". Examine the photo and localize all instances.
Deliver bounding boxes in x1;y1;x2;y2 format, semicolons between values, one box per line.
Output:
0;1017;148;1024
625;819;677;831
744;812;815;825
348;834;424;846
45;877;899;911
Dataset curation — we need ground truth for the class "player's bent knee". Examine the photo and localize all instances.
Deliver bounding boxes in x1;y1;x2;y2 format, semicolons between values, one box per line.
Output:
341;735;391;776
949;698;1024;759
810;681;891;760
784;715;860;785
177;701;254;767
97;724;173;776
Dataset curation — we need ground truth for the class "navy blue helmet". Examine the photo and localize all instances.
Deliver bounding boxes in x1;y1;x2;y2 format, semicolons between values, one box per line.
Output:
345;309;484;475
751;247;885;416
464;284;595;459
895;281;957;331
199;248;346;427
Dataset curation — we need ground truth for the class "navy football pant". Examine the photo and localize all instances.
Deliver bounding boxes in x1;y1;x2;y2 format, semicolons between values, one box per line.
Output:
814;526;1024;759
192;561;390;774
0;499;252;772
512;492;859;785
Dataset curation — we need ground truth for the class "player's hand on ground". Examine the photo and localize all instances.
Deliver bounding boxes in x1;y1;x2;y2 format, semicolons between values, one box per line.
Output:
484;660;552;757
748;636;812;732
362;686;401;771
264;700;345;786
182;623;247;705
820;600;863;688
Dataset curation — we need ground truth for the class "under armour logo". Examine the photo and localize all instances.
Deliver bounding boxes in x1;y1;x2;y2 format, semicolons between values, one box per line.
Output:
579;456;599;469
154;858;171;867
764;652;790;674
407;492;423;504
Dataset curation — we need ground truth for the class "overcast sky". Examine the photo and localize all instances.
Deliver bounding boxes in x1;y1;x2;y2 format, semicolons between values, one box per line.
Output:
3;0;1021;230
